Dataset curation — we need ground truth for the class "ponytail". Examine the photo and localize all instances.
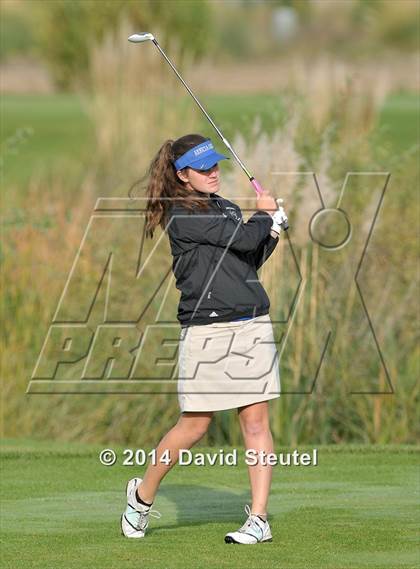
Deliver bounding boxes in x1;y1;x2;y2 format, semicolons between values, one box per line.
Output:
142;134;211;239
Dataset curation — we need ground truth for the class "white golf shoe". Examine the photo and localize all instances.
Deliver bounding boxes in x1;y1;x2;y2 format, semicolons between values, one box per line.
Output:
120;477;161;538
225;504;273;544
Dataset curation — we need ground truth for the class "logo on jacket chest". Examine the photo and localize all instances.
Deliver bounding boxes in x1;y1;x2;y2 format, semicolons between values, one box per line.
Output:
225;206;242;223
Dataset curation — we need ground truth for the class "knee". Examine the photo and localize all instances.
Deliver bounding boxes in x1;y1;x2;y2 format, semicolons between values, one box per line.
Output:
240;418;268;438
178;415;212;442
190;420;211;441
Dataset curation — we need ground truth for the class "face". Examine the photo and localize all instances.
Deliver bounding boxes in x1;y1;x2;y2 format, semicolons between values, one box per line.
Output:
176;164;220;194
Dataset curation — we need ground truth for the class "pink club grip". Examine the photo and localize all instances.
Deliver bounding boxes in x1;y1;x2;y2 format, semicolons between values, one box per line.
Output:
250;178;264;194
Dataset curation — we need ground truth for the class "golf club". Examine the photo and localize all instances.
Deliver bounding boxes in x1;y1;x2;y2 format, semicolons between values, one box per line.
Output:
128;32;289;231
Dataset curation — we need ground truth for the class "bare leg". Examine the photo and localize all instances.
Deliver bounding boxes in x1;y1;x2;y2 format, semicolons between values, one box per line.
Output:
237;401;273;517
138;412;213;503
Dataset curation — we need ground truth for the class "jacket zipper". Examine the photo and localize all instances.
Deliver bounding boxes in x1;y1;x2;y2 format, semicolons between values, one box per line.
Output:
207;199;221;301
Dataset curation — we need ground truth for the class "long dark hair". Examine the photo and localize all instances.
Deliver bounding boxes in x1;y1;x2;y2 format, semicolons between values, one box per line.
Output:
139;134;212;239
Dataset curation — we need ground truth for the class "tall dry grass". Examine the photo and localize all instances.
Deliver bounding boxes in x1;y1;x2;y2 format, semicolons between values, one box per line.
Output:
219;91;419;445
83;21;200;195
2;23;418;446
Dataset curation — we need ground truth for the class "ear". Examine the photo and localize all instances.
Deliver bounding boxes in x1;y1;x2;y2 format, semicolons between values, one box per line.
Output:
176;169;189;183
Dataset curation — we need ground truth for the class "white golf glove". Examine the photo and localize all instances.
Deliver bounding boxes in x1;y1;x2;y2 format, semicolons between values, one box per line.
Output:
271;199;288;235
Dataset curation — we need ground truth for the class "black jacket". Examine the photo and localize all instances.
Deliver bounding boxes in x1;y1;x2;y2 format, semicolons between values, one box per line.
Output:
166;192;278;327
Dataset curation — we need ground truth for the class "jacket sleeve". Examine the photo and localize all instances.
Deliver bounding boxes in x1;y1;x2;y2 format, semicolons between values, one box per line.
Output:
252;233;279;270
168;206;273;254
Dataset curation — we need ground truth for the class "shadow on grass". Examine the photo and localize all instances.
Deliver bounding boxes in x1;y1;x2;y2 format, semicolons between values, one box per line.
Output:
149;483;267;533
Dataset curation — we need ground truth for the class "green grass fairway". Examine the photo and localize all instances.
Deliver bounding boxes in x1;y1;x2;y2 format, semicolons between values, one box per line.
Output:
1;92;418;187
1;94;93;187
1;441;418;569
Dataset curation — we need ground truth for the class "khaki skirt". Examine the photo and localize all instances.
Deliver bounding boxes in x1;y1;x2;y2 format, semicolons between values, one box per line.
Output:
177;314;281;412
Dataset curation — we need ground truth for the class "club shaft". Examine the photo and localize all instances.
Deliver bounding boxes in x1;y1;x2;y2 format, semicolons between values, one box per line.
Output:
152;39;253;180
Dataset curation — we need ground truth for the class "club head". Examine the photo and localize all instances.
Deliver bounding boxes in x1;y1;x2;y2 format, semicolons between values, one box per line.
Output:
128;33;155;43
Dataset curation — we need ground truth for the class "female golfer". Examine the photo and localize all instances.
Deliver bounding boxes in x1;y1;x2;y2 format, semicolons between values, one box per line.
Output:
121;133;283;544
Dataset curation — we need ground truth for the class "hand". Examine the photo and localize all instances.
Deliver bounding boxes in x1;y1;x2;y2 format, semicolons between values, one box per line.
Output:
256;190;277;214
271;199;289;235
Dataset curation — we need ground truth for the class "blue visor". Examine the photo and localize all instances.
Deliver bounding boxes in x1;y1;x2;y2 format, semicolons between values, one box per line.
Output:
173;139;229;171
